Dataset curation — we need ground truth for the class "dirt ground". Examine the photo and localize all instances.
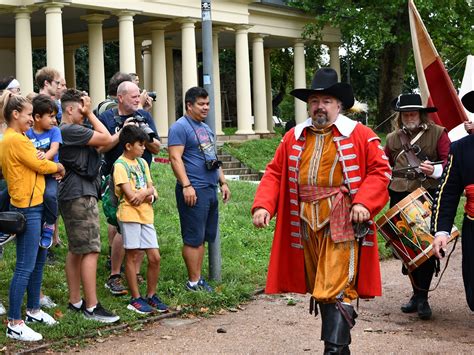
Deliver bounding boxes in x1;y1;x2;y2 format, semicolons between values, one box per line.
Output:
79;244;473;354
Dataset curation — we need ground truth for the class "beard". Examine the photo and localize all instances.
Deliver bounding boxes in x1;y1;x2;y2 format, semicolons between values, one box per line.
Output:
403;121;420;131
312;109;329;128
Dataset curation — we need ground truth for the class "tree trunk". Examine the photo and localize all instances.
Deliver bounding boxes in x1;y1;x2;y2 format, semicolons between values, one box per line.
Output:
375;6;411;133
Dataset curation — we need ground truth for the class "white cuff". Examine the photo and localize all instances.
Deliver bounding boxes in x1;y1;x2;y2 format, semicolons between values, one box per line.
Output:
434;231;450;238
429;164;442;179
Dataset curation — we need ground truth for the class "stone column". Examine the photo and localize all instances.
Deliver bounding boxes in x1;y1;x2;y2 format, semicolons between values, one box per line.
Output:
264;48;274;132
44;2;65;75
81;14;109;106
328;42;341;80
212;28;224;135
294;39;307;124
142;44;152;91
135;40;144;88
179;18;198;98
165;42;176;126
116;11;136;73
64;46;76;89
14;7;34;94
252;34;268;134
235;25;254;135
150;22;171;138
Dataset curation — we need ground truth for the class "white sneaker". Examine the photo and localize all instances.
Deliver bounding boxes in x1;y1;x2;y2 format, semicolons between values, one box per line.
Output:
25;309;57;325
0;302;6;316
6;321;43;341
40;295;57;308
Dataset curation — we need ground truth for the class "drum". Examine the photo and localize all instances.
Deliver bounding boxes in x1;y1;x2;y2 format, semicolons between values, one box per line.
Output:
376;187;459;272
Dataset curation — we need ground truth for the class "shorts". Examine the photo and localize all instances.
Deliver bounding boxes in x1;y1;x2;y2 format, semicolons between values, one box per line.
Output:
60;196;101;254
175;184;218;247
119;222;158;250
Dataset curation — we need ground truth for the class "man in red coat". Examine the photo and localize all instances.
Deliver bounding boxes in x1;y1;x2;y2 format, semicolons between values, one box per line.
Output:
252;68;391;354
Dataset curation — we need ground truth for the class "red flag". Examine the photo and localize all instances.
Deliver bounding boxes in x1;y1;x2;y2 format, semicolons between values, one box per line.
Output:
409;0;467;131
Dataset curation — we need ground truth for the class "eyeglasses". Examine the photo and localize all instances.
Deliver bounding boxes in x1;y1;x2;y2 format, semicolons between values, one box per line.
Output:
53;80;62;87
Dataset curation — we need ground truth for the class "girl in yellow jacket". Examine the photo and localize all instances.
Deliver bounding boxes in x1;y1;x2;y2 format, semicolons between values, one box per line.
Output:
0;92;64;342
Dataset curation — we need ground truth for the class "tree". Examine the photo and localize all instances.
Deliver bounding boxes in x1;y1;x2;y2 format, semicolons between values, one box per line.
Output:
291;0;474;132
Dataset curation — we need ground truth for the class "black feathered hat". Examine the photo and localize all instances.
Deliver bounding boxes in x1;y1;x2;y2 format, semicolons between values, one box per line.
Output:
290;68;354;109
391;93;437;113
461;91;474;113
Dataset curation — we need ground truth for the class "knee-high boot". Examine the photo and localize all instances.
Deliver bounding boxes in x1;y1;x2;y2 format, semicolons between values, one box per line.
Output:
319;303;356;355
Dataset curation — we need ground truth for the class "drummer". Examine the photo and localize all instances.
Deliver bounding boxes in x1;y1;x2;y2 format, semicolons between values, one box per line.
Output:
432;90;474;311
384;93;450;320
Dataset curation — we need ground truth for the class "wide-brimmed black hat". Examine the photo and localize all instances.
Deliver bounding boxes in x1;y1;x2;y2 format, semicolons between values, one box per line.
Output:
391;93;437;113
290;68;354;109
461;91;474;113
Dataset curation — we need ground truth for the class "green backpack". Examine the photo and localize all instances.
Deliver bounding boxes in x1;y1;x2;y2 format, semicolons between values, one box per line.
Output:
101;158;147;227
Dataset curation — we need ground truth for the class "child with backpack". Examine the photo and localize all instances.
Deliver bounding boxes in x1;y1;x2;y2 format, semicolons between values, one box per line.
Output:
26;94;62;249
114;125;168;314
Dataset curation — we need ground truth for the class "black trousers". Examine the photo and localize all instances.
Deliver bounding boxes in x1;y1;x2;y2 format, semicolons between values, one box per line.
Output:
389;189;436;300
462;216;474;311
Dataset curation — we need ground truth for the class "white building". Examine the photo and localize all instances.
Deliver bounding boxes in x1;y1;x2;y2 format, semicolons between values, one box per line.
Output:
0;0;341;137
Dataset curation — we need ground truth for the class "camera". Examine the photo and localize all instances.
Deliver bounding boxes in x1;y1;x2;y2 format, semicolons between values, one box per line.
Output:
127;115;158;142
148;91;157;101
205;159;222;171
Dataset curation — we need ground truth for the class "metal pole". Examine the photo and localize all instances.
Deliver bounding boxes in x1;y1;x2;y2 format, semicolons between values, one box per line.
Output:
201;0;221;281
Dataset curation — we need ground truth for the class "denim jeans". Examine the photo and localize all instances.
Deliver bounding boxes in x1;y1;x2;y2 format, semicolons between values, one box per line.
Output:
8;204;47;320
43;176;58;225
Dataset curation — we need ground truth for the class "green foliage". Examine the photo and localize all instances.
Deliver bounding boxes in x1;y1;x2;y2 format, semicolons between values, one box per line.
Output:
0;163;273;350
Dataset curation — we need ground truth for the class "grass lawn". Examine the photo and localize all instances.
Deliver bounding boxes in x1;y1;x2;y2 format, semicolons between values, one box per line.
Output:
0;162;274;350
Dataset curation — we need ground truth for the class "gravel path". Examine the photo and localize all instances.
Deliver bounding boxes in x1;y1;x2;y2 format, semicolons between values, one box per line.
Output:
79;244;474;354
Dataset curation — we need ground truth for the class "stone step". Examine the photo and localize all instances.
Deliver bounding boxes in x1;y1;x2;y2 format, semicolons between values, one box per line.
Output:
225;174;260;181
222;167;252;175
218;154;235;162
221;161;242;169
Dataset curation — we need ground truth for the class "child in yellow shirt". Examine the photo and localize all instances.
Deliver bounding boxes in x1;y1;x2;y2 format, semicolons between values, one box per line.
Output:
114;125;168;314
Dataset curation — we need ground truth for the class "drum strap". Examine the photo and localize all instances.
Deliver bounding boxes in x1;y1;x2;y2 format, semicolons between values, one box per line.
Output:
409;236;458;292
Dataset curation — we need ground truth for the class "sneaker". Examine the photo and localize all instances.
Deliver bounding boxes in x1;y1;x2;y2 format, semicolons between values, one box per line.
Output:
40;295;57;309
0;232;15;246
0;302;6;316
67;300;84;313
39;223;54;249
127;297;154;315
25;309;57;325
83;303;120;323
186;277;213;292
6;321;43;341
46;249;56;265
137;273;145;285
105;275;128;296
147;294;169;313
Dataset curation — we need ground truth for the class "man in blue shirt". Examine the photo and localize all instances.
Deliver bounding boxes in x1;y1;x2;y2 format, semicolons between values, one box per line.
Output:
99;81;161;296
168;86;231;292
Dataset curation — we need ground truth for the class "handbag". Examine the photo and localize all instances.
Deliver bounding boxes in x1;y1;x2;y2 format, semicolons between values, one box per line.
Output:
0;211;26;235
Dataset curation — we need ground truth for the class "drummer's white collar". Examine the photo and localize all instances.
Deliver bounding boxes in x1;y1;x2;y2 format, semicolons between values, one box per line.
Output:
294;114;357;140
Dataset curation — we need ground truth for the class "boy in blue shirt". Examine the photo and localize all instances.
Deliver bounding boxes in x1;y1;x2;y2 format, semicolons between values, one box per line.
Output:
26;94;62;249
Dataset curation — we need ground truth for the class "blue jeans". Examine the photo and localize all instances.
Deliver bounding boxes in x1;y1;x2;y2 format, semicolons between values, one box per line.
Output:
8;204;47;320
43;176;58;225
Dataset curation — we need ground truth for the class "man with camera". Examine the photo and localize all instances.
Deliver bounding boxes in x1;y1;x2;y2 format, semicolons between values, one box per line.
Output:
168;86;230;292
99;80;160;295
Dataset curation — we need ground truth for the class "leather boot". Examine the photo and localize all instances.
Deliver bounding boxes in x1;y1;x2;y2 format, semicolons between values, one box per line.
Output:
319;303;355;355
400;294;418;313
417;299;432;320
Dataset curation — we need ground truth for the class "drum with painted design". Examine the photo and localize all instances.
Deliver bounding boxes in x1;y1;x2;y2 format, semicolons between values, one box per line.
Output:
376;187;459;271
